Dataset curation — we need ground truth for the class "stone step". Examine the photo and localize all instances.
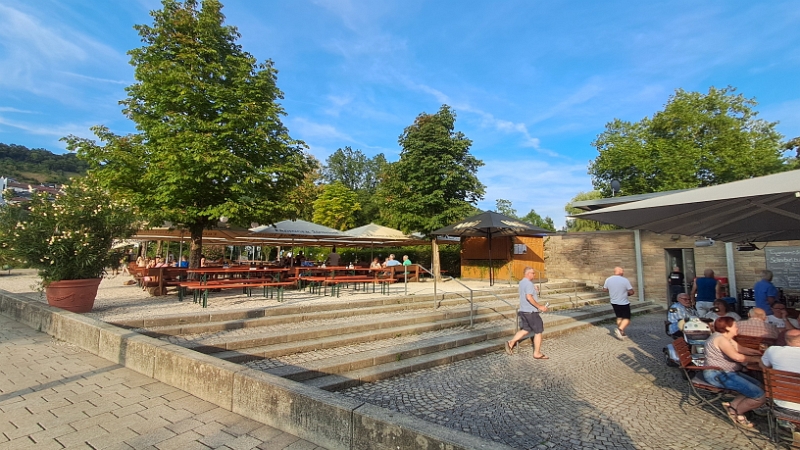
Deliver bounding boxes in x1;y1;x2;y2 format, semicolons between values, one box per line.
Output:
236;302;658;377
183;301;522;353
303;303;664;391
141;292;525;337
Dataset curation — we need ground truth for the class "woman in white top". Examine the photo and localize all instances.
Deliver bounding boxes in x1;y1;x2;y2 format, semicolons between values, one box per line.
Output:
703;299;741;321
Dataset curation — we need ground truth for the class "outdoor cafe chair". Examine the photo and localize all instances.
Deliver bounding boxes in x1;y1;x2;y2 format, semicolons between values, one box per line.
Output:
763;368;800;447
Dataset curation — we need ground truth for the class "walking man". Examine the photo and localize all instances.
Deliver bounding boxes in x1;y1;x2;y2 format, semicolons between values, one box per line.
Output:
505;267;549;359
604;266;635;340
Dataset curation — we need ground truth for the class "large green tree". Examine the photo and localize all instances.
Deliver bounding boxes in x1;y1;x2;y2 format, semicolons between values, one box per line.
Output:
520;209;556;232
377;105;485;276
64;0;313;268
322;147;388;225
312;182;361;230
589;86;786;197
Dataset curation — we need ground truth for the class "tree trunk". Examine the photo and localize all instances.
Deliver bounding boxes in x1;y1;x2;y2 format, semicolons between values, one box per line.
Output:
189;224;204;270
155;240;164;257
431;238;441;281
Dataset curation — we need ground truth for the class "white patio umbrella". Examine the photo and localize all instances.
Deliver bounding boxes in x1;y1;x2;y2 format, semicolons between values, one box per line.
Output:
576;170;800;242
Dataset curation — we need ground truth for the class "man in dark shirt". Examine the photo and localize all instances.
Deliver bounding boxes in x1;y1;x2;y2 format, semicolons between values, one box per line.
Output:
667;265;685;303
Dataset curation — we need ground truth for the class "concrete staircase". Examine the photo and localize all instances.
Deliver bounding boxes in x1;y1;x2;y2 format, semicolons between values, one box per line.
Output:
113;281;664;392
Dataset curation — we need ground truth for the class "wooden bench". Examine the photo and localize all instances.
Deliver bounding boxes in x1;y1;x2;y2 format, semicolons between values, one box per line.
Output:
388;264;420;282
179;279;298;307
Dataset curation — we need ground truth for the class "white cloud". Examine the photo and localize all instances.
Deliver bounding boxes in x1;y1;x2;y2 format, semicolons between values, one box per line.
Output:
0;4;124;99
0;115;93;138
0;106;35;114
477;158;593;229
59;71;129;86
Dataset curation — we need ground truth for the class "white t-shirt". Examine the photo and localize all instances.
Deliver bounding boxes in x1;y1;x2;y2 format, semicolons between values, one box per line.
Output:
766;315;799;329
762;346;800;411
604;275;633;305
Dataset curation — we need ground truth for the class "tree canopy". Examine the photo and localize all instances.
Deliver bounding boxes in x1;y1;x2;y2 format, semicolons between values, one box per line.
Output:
64;0;313;267
494;199;555;231
322;147;387;226
589;86;787;197
377;105;485;236
564;191;619;232
312;182;361;230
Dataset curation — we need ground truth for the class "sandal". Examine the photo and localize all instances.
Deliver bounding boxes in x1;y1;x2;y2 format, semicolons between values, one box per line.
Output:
725;406;754;429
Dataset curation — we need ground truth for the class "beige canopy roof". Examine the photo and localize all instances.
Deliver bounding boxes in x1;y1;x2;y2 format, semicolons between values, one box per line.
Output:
577;170;800;242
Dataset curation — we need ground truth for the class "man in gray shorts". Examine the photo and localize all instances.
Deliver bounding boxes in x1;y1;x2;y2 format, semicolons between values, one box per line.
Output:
505;267;549;359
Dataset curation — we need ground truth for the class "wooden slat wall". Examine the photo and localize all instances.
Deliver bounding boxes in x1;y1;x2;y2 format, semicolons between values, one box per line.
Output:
460;236;546;282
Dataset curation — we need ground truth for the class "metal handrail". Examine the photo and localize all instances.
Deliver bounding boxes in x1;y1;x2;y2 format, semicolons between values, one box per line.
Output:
417;265;520;328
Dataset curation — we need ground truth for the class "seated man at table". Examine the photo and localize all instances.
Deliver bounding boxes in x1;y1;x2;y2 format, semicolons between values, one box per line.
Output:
737;307;779;340
667;293;697;338
379;254;401;277
383;254;401;268
767;302;799;330
761;329;800;412
326;247;341;266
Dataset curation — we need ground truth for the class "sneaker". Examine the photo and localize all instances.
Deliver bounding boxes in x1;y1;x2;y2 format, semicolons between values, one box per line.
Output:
614;328;623;340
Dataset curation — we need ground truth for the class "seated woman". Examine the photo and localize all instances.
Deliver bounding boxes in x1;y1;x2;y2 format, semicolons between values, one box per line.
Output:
370;257;382;269
703;316;766;428
703;299;741;321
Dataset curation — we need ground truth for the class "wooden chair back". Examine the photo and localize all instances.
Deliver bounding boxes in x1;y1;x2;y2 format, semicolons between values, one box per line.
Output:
734;335;775;352
763;368;800;408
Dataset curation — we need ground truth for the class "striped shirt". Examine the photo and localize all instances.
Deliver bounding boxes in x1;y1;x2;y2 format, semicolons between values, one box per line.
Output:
704;333;742;372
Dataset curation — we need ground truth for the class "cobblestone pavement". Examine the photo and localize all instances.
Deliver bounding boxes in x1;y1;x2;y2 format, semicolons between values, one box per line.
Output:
341;313;784;450
0;315;325;450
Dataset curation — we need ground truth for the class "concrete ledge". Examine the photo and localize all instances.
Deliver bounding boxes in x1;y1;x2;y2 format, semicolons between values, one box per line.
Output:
0;289;512;450
232;370;356;450
99;325;167;378
153;344;244;409
352;402;515;450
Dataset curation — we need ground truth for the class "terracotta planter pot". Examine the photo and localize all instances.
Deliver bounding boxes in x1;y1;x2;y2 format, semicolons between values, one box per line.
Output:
45;278;102;313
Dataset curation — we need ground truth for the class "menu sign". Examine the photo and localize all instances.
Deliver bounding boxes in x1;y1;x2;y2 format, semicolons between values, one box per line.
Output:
765;247;800;290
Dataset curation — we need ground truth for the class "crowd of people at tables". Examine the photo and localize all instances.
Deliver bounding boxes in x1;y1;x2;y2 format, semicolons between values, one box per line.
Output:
667;269;800;429
131;246;416;272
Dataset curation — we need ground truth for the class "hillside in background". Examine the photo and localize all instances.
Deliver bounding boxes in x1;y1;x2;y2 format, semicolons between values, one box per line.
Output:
0;143;89;184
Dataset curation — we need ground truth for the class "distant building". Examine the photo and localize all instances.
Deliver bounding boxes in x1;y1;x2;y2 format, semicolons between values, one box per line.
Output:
0;176;62;205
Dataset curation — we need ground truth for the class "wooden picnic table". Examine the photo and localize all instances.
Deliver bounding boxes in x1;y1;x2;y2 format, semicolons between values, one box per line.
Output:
188;267;289;282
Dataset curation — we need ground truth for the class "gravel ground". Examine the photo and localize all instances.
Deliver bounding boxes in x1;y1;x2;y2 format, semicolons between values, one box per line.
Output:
0;269;514;323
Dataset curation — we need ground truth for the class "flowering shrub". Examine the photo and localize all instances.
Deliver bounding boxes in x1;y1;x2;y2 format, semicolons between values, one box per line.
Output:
0;178;136;285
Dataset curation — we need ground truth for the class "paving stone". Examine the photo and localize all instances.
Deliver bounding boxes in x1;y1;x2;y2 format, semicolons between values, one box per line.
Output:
0;315;322;450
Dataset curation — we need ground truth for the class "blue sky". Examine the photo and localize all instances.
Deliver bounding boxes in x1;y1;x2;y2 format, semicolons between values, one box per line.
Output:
1;0;799;228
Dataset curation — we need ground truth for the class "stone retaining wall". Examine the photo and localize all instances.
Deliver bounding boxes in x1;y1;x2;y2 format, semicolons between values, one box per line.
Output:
0;290;512;450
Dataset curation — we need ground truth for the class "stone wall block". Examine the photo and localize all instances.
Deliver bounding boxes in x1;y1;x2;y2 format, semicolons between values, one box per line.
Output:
232;370;355;450
99;325;165;378
152;344;242;409
352;402;515;450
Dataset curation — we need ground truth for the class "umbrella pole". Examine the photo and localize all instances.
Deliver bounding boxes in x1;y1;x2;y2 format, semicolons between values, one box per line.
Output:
488;231;493;286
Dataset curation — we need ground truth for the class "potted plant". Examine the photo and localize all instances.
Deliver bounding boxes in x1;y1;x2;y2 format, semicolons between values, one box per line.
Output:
0;177;135;312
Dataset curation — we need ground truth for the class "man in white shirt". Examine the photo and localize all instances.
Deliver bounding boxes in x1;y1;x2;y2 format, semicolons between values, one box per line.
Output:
766;302;799;330
761;329;800;412
603;266;635;340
